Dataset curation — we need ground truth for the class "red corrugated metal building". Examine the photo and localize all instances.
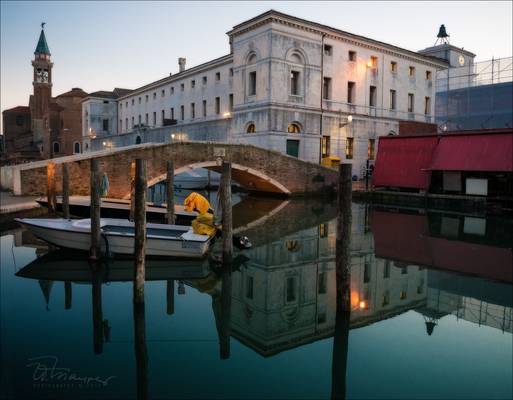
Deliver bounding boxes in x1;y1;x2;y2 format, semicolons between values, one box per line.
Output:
373;129;513;196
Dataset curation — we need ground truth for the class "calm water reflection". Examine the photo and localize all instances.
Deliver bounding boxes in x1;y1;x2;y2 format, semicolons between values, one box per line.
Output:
0;199;512;399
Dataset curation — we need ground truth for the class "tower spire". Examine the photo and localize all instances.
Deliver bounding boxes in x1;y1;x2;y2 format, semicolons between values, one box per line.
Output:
35;23;50;55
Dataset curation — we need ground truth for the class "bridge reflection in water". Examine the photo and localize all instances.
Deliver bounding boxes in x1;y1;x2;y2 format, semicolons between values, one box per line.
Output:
10;200;513;398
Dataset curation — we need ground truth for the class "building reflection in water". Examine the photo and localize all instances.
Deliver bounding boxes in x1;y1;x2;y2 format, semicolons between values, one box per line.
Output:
13;202;513;368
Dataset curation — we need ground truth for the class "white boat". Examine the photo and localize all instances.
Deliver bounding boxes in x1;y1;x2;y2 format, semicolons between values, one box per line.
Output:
15;218;213;258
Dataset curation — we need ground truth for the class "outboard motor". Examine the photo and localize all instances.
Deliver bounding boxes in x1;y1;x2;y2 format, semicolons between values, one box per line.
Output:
233;235;252;249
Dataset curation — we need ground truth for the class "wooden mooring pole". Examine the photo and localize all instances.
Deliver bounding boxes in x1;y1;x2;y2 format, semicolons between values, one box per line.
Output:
166;160;175;224
46;161;56;214
133;159;147;305
166;280;175;315
62;163;70;219
129;161;136;221
331;163;352;400
221;162;233;264
64;281;72;310
90;159;101;261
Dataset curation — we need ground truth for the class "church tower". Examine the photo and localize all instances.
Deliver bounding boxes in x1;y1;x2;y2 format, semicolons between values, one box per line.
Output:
31;23;53;158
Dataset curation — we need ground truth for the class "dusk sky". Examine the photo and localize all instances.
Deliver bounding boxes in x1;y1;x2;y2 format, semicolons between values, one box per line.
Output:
1;0;512;131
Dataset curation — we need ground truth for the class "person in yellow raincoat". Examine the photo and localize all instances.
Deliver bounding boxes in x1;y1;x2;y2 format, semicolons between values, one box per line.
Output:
184;192;217;237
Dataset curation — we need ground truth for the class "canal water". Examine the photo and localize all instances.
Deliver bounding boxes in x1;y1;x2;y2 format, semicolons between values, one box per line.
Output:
0;196;511;399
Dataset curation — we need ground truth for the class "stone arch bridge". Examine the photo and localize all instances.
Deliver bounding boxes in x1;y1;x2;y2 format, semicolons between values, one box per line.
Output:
1;142;339;198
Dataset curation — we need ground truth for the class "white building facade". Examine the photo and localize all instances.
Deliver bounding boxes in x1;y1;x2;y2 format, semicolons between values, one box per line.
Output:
88;10;448;178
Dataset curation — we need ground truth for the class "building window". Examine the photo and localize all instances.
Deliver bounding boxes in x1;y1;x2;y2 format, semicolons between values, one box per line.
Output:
131;116;134;128
119;119;122;131
348;50;357;61
246;123;256;133
323;44;332;56
202;76;207;85
287;123;301;133
145;113;149;125
370;56;378;68
409;66;416;77
229;68;233;77
384;260;391;278
248;71;256;96
125;118;128;130
364;262;371;283
400;290;407;300
347;81;355;103
103;119;109;131
53;142;60;153
171;108;174;120
125;101;128;107
368;139;375;160
246;276;254;299
161;89;165;97
138;97;141;104
138;115;142;125
161;109;165;123
73;142;80;154
424;96;431;115
136;136;141;144
180;83;184;91
408;93;414;112
153;92;156;99
382;291;390;307
369;85;377;107
426;70;432;80
191;80;195;88
390;61;398;73
120;103;122;109
152;112;156;126
202;100;207;117
323;77;331;100
180;105;184;120
390;89;397;110
346;137;354;159
215;97;220;114
191;103;195;119
229;94;233;111
145;95;149;102
290;70;300;95
318;272;327;294
215;72;221;81
286;277;297;302
322;136;330;157
319;223;328;238
170;86;174;95
103;100;109;104
132;99;134;105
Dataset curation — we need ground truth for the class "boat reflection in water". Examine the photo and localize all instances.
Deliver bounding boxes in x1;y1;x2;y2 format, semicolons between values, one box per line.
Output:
8;201;513;399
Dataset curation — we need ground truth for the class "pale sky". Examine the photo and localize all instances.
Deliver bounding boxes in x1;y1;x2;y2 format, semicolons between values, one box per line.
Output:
1;0;512;132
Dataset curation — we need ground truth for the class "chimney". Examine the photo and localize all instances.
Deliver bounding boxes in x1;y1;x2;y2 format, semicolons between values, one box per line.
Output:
178;57;186;72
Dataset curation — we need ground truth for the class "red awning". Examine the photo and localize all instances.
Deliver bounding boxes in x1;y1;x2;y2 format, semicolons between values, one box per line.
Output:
373;136;438;189
430;133;513;172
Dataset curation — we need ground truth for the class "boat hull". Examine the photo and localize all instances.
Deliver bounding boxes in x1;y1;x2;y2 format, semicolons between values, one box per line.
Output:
16;218;212;258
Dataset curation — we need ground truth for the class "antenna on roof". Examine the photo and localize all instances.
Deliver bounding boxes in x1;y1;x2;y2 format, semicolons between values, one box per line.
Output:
434;24;449;46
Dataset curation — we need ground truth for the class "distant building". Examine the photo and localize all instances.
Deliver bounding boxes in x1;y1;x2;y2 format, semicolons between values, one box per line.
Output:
1;25;87;164
86;10;447;178
418;27;512;131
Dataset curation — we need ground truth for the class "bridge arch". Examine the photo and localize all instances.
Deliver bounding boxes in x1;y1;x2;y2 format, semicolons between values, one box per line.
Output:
139;161;291;199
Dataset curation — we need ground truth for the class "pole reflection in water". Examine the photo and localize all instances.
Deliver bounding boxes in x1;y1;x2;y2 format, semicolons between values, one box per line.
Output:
92;264;104;355
212;266;232;360
332;164;352;400
134;300;149;400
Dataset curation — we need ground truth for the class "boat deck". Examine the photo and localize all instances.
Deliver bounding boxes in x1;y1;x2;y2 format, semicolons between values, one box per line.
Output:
102;225;186;238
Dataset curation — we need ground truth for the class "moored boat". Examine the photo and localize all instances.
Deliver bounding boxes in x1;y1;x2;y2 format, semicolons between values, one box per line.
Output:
15;218;213;258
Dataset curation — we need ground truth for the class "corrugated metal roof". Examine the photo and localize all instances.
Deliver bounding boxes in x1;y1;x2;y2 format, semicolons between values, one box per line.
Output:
373;136;438;189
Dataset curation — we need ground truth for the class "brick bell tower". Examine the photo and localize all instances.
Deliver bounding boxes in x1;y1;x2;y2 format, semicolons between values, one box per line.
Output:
31;22;53;159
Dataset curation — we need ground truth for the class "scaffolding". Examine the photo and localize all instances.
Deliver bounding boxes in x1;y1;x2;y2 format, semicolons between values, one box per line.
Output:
436;57;513;131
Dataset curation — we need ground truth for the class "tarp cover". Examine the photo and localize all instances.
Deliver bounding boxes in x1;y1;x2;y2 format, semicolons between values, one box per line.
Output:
430;133;513;172
373;136;438;189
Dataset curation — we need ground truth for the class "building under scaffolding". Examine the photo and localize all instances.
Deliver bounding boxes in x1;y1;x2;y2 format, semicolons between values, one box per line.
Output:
436;57;513;131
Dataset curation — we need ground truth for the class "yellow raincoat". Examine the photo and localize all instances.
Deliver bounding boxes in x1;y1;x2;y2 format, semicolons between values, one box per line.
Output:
184;192;217;237
184;192;211;214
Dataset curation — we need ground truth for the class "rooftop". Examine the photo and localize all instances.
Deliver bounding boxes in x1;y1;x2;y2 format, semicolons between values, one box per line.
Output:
34;29;50;55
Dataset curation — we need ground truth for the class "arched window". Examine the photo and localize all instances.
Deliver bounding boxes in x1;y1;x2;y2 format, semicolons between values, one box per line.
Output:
136;136;142;144
246;123;256;133
287;123;301;133
53;142;60;153
73;142;81;154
